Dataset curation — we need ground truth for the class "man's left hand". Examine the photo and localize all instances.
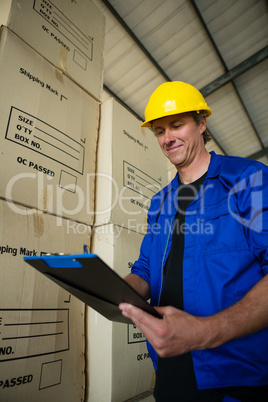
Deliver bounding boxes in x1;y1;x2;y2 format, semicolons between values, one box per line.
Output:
119;303;210;357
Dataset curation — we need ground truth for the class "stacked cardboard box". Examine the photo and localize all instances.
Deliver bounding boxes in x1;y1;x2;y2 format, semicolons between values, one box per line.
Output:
87;224;155;402
86;97;168;401
1;1;169;400
0;0;105;100
0;200;91;402
0;27;100;224
0;1;105;401
94;97;168;234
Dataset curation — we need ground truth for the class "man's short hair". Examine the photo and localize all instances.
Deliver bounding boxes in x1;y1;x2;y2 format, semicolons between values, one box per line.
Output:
190;111;212;145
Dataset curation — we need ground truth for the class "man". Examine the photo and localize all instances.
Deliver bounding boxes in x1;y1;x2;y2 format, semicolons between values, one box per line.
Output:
119;81;268;401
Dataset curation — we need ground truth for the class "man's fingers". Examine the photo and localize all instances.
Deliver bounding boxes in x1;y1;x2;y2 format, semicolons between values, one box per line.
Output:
119;303;152;324
154;306;171;316
119;303;162;335
119;304;176;355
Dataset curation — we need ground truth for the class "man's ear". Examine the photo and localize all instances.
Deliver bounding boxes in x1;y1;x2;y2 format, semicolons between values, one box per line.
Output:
200;116;207;134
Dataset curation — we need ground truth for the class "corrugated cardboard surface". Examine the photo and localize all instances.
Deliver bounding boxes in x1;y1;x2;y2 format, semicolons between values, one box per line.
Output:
94;98;168;234
0;27;99;225
0;199;92;402
0;0;105;100
86;224;154;402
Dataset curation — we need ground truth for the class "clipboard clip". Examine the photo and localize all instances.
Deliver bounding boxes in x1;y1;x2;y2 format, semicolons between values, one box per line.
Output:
83;244;90;254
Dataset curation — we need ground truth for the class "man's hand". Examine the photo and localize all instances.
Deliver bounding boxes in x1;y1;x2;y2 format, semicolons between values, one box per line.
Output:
119;304;211;357
120;275;268;358
124;273;151;300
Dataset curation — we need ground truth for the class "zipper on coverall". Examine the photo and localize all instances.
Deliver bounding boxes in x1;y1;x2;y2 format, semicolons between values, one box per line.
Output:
157;217;174;306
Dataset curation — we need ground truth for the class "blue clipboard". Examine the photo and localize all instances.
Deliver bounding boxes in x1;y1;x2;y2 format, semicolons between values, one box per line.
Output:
24;253;162;324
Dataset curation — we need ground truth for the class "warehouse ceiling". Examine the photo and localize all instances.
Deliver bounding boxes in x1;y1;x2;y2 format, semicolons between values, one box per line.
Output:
93;0;268;166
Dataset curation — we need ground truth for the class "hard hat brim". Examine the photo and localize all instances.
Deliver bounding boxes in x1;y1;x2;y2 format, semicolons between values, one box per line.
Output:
141;107;211;128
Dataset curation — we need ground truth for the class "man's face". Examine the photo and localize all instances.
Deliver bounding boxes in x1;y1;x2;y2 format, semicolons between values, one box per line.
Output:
152;113;206;169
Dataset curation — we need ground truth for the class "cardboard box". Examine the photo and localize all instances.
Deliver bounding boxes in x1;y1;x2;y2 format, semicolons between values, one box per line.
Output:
0;0;105;100
86;224;154;402
95;98;168;234
0;199;92;402
0;27;99;225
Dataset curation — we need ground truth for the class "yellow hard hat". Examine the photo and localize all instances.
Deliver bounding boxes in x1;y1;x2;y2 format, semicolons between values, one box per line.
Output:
141;81;211;127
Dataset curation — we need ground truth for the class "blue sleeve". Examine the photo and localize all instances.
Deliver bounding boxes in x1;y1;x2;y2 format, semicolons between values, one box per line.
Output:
130;190;164;287
231;161;268;275
131;211;154;287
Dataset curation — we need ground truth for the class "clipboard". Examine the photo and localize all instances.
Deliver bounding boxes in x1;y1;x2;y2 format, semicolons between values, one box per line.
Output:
23;253;162;324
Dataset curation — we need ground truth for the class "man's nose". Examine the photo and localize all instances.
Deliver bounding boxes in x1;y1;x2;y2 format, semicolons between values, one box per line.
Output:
164;129;175;144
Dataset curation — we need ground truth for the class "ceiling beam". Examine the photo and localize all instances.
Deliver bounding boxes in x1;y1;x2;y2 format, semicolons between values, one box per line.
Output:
191;0;266;151
190;0;228;70
247;146;268;161
100;0;171;82
101;0;225;153
102;0;266;158
103;84;143;121
207;129;226;155
201;47;268;97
